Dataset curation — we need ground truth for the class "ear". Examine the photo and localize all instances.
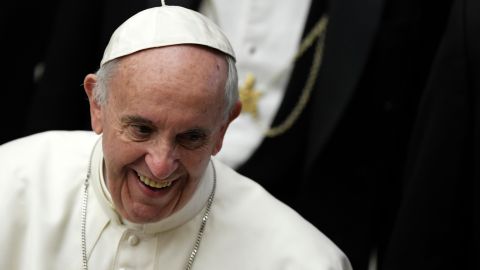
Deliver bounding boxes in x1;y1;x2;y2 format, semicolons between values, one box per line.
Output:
84;74;104;134
212;101;242;155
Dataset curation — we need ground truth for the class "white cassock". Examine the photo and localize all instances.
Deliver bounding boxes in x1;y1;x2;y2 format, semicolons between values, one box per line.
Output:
0;131;351;270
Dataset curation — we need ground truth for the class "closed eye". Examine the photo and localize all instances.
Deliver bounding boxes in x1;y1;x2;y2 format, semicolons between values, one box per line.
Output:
131;124;154;139
121;115;155;141
177;129;208;149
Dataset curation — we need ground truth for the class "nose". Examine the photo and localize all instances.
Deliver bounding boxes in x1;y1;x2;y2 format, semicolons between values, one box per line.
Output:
144;140;179;180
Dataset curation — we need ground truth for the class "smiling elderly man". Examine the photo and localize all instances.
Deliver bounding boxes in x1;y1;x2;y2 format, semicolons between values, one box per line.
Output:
0;5;351;270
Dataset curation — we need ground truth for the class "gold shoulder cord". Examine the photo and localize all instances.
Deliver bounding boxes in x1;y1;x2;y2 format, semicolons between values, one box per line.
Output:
265;15;328;137
204;0;329;138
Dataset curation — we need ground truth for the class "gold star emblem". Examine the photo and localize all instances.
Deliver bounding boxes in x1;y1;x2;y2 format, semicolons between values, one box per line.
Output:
239;72;262;119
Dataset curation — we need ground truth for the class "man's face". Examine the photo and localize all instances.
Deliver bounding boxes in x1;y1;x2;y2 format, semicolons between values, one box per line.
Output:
85;45;234;223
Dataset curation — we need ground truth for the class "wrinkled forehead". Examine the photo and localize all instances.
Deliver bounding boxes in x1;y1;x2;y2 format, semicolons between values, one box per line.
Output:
110;45;228;108
101;5;236;67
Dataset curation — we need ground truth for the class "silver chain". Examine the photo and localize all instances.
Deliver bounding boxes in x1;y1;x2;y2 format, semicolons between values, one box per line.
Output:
81;152;217;270
81;142;95;270
185;162;216;270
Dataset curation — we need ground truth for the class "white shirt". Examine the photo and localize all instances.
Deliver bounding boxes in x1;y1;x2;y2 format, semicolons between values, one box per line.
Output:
0;131;351;270
200;0;312;168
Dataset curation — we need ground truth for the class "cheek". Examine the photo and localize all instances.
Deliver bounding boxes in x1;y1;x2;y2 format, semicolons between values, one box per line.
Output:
179;148;212;176
102;136;145;175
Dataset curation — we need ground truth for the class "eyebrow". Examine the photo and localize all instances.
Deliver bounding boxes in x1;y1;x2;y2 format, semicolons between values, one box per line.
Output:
120;115;154;126
180;128;209;136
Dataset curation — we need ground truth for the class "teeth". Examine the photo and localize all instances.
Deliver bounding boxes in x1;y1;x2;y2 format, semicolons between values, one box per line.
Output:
137;173;172;189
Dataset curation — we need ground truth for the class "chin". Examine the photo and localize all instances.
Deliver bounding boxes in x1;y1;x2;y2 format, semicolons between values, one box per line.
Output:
124;207;166;224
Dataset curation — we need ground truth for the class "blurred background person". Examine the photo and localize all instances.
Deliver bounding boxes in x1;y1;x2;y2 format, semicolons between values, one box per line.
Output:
1;0;62;144
196;1;455;269
381;0;479;268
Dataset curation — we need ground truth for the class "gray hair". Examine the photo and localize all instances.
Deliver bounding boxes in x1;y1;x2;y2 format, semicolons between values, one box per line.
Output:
93;54;238;121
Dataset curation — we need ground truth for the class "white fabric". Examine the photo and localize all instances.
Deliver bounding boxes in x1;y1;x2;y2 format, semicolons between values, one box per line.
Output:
101;5;235;67
200;0;312;168
0;131;351;270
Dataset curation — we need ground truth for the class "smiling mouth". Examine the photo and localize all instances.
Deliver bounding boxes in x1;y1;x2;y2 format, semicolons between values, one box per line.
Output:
137;173;173;189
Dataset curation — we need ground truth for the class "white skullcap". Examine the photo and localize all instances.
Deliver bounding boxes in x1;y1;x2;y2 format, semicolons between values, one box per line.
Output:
100;5;235;67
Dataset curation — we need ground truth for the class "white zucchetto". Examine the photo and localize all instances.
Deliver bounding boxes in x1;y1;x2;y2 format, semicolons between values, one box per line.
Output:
100;5;235;67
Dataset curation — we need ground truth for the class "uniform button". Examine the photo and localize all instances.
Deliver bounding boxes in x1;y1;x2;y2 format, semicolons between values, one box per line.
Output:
247;44;257;55
128;234;140;246
384;101;394;111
